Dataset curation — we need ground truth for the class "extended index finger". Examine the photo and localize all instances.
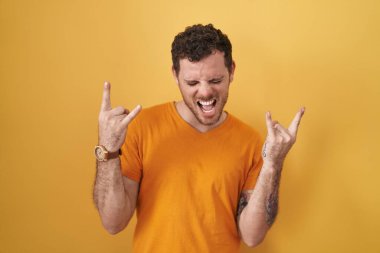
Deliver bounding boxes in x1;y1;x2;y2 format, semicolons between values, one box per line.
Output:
100;81;112;111
288;107;305;136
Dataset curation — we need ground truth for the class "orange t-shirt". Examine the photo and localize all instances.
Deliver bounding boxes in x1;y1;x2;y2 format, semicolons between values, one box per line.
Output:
120;102;263;253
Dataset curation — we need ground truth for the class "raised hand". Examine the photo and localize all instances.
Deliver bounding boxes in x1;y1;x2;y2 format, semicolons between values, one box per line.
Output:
98;81;142;152
262;108;305;166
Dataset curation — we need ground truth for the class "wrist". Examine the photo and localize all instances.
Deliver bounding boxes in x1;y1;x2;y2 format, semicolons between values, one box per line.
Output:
262;160;283;172
97;138;119;153
94;145;121;162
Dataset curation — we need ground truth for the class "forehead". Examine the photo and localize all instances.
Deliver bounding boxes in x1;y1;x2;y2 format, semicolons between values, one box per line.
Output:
179;51;228;79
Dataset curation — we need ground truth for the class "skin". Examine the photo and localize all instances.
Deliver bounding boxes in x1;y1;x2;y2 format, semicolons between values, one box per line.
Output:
93;82;141;234
172;50;235;133
93;50;305;246
237;109;305;247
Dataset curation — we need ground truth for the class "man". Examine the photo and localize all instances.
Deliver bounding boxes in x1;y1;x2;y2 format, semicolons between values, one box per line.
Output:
93;24;305;252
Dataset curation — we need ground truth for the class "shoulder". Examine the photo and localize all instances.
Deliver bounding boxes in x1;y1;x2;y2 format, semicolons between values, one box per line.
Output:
227;113;262;143
128;102;174;136
133;102;172;123
126;103;172;140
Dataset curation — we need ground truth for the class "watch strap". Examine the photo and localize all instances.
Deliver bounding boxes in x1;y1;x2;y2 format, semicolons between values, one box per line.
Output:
106;149;122;160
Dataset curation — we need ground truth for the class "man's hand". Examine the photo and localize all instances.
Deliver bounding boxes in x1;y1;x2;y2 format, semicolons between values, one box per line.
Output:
262;108;305;166
98;81;142;152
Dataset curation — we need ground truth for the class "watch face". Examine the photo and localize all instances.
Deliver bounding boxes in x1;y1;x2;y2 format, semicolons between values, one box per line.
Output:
95;146;105;160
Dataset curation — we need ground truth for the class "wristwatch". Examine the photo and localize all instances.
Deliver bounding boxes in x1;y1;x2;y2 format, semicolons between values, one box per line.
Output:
94;145;121;162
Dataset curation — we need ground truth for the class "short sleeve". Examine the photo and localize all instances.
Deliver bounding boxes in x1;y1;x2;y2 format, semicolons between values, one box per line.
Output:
120;118;143;183
242;136;263;190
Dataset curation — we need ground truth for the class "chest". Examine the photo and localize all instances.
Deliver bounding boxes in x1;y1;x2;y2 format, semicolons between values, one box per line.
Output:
140;130;253;197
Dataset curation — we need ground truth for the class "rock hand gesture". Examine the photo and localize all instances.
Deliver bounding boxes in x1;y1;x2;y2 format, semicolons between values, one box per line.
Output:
98;81;142;153
262;108;305;166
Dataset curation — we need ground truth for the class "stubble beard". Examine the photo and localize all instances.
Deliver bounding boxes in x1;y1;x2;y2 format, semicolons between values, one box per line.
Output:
184;93;229;126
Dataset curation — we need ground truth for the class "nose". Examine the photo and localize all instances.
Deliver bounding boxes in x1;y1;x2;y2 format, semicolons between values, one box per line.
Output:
198;82;213;98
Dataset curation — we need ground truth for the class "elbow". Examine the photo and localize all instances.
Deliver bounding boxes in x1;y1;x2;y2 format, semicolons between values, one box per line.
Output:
103;221;127;235
100;215;130;235
244;235;266;248
98;208;132;235
104;225;124;235
241;228;268;248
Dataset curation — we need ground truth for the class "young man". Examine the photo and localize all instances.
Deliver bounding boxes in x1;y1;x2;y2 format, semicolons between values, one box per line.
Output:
93;24;305;252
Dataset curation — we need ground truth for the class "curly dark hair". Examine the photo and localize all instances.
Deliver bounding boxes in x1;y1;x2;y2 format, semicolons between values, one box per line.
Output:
171;24;233;75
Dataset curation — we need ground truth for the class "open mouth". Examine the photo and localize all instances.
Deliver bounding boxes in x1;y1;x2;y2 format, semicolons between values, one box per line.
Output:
197;99;217;113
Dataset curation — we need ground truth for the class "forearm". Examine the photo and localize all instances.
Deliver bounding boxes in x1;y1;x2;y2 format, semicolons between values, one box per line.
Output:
239;162;282;247
238;108;304;247
93;158;133;234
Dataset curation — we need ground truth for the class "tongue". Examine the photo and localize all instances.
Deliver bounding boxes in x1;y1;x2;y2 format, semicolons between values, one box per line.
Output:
201;104;214;111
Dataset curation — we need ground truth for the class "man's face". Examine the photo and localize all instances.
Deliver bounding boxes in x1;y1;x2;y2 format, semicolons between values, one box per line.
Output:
173;50;235;127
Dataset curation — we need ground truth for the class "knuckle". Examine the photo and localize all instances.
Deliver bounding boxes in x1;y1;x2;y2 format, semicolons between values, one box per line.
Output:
118;106;126;112
115;106;124;111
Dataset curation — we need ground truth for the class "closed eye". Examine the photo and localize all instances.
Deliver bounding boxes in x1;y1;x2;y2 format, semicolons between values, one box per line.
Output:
210;80;222;84
185;80;199;86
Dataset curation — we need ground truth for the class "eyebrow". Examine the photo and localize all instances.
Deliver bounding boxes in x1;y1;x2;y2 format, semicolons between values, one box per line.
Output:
184;76;225;82
209;76;224;82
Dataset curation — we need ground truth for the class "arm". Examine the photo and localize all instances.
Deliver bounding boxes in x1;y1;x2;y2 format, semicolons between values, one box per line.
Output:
237;162;282;247
237;108;305;247
93;159;139;234
93;81;142;234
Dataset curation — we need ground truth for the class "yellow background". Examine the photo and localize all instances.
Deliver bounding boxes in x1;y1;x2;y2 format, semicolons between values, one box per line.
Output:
1;0;379;252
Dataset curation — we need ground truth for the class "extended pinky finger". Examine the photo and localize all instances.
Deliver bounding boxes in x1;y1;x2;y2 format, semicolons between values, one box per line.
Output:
265;112;275;137
121;105;142;126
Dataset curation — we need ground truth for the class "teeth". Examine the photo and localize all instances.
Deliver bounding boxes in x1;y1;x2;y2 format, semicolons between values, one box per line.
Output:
198;99;215;106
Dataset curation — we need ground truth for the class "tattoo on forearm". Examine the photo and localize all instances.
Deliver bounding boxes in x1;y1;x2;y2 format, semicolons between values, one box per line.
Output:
237;194;248;218
237;190;253;221
266;169;281;226
262;142;267;157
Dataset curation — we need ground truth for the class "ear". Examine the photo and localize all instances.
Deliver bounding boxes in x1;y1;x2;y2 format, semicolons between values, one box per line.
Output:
229;61;236;83
171;66;179;85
